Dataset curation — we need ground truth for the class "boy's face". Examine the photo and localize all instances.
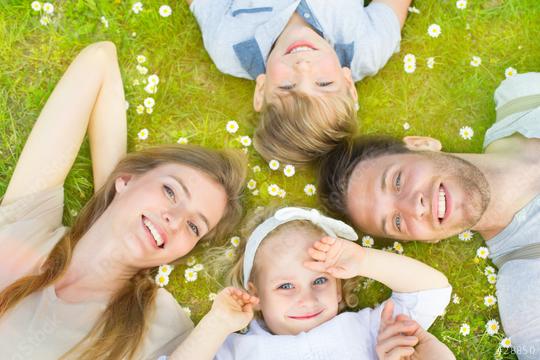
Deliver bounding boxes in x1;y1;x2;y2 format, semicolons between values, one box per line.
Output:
249;226;342;335
253;22;357;110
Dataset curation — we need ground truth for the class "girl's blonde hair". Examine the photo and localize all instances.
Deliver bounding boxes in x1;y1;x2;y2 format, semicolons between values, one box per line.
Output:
253;91;357;166
0;144;247;360
224;206;360;313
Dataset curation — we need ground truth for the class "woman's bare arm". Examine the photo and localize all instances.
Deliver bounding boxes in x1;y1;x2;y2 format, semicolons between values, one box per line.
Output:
1;41;126;206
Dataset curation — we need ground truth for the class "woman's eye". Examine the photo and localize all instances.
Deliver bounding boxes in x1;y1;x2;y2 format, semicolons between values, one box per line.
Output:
278;283;294;290
317;81;334;87
164;185;175;201
279;84;295;90
394;214;402;232
188;221;200;237
313;277;327;285
395;172;402;191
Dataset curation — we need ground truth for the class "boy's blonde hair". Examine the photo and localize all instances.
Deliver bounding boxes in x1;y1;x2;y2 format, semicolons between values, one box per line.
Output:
253;92;357;166
223;206;360;313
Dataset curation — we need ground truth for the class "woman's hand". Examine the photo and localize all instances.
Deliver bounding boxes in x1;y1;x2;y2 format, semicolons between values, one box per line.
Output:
376;300;456;360
303;236;365;279
208;287;259;334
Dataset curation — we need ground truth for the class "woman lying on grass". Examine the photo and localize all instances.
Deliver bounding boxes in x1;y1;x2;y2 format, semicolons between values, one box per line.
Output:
168;207;456;359
0;41;246;360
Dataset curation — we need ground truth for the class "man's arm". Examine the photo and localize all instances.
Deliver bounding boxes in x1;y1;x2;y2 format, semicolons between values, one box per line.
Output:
372;0;413;29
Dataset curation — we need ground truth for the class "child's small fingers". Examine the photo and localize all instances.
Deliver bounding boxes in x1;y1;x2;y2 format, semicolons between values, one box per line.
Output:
307;247;327;261
313;241;331;252
303;260;328;273
395;314;411;323
320;236;336;245
380;299;395;329
385;346;415;360
376;336;418;354
378;322;419;343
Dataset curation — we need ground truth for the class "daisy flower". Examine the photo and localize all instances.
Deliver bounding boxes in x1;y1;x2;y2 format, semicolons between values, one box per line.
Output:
252;190;259;196
404;62;416;74
155;274;169;287
458;230;474;241
459;126;474;140
470;56;482;67
186;256;197;266
269;159;280;170
486;319;500;336
177;137;188;144
252;165;261;173
136;104;145;115
137;55;146;64
143;97;155;108
362;235;374;248
31;1;42;11
459;323;471;336
146;107;153;114
426;57;435;69
240;136;252;147
500;337;512;348
69;209;78;217
182;306;192;318
193;264;204;272
505;67;517;78
43;2;54;14
208;293;217;301
267;184;280;196
284;164;296;177
148;74;160;85
184;268;198;282
40;16;51;26
144;84;158;94
247;179;257;190
278;189;286;199
226;120;239;134
132;2;143;14
159;264;174;276
487;273;497;284
456;0;467;9
393;241;404;254
159;5;172;17
225;248;235;260
484;266;496;276
484;295;497;307
230;236;241;248
452;294;461;304
408;6;420;14
133;79;140;86
403;54;416;64
100;16;109;28
427;24;441;38
304;184;316;196
137;128;149;140
476;246;489;259
403;122;411;130
137;65;148;75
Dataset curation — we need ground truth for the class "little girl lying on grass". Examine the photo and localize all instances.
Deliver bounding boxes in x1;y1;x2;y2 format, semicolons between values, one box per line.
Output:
166;207;453;359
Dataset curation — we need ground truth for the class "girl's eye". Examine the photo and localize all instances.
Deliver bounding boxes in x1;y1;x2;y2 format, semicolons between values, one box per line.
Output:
394;214;402;232
317;81;334;87
278;283;294;290
279;84;295;90
313;277;327;285
188;221;200;237
395;172;402;191
164;185;175;201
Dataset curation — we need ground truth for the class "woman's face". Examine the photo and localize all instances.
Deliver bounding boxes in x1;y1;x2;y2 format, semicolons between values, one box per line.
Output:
108;163;228;268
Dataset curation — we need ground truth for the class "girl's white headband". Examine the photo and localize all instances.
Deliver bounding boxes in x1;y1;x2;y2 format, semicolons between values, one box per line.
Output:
242;207;358;286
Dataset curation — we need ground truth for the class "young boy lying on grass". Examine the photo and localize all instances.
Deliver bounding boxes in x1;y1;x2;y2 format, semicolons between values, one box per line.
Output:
186;0;411;165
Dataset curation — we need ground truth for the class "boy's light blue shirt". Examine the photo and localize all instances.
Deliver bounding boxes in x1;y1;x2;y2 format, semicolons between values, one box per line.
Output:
190;0;401;81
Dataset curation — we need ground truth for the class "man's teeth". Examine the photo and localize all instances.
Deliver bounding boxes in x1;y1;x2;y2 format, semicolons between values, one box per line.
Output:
144;218;164;247
290;46;314;54
438;189;446;219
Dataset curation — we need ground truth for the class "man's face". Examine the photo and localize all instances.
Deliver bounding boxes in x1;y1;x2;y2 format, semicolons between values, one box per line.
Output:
346;152;490;242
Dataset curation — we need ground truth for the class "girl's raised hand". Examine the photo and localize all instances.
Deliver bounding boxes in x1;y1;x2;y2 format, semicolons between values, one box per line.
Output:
303;236;365;279
209;287;259;334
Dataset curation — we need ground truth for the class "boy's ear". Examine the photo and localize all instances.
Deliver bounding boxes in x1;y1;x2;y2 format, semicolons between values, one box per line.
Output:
247;281;261;311
403;136;442;152
341;67;358;106
253;74;266;112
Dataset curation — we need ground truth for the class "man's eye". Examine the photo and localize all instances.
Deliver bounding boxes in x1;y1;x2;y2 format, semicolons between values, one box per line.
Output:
188;221;200;237
317;81;333;87
313;277;327;285
164;185;175;200
278;283;294;290
278;84;295;90
394;215;402;232
395;172;402;191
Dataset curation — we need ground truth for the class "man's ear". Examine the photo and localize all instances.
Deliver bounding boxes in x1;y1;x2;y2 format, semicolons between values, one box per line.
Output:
253;74;266;112
342;67;358;108
403;136;442;152
114;174;134;194
247;281;261;311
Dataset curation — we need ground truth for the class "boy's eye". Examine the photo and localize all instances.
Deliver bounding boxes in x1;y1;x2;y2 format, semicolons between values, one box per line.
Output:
278;84;295;90
313;277;327;285
317;81;334;87
395;172;402;191
188;221;200;237
164;185;175;201
394;214;402;232
278;283;294;290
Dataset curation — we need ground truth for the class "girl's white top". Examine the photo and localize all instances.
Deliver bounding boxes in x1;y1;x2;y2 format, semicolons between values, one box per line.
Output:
215;286;452;360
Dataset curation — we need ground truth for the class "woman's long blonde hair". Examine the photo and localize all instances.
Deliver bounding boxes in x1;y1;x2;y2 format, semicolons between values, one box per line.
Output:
0;145;247;359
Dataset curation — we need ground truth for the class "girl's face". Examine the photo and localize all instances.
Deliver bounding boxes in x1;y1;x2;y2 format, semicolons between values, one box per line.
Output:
249;226;342;335
108;163;227;268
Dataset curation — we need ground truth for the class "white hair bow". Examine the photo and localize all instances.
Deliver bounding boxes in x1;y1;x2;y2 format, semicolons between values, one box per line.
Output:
242;207;358;286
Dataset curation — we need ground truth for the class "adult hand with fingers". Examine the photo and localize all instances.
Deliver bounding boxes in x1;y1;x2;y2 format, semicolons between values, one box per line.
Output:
303;236;366;279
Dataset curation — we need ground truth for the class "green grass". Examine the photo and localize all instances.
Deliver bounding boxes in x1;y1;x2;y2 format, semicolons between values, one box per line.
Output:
1;0;540;358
